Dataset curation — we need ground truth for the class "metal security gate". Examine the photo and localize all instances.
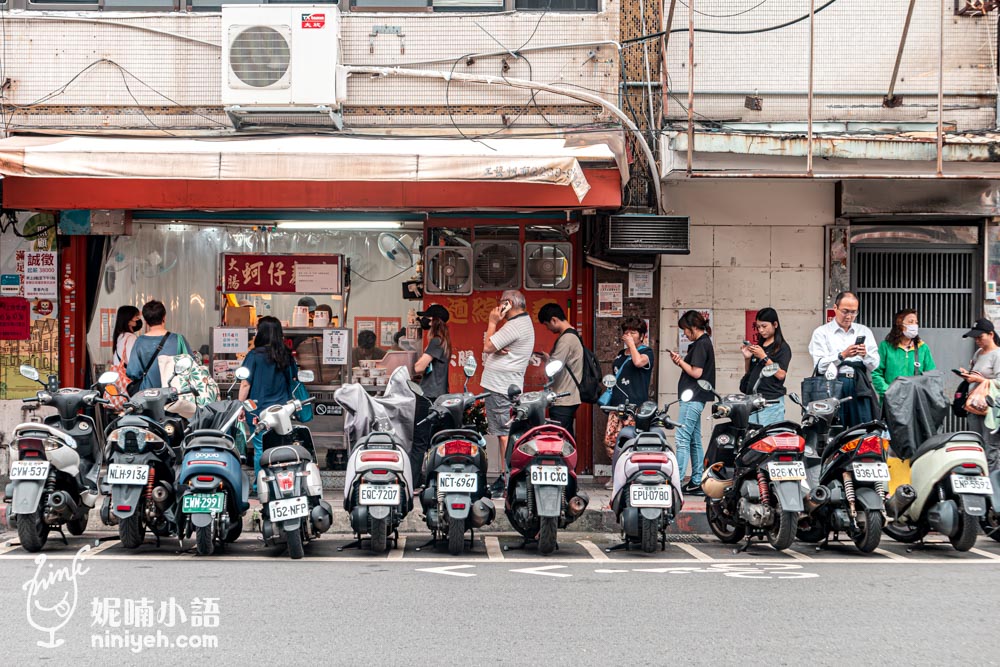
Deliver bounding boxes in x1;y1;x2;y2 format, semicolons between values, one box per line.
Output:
852;242;980;432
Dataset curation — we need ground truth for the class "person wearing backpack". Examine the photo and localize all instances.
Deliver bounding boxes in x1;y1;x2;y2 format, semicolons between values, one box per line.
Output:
537;303;584;438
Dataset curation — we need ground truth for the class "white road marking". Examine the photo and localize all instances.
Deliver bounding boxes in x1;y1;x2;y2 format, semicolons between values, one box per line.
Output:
578;539;610;561
416;564;476;577
0;543;23;556
874;548;911;562
783;548;813;561
674;542;713;561
89;539;122;555
510;565;571;578
388;536;406;560
969;548;1000;561
485;536;503;561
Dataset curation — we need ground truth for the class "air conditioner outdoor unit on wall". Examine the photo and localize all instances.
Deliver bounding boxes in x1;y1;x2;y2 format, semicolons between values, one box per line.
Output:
222;5;344;107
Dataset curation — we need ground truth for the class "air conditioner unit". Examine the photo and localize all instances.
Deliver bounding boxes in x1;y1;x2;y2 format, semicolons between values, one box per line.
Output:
222;5;344;107
607;214;690;255
425;247;473;295
524;242;572;291
473;241;521;291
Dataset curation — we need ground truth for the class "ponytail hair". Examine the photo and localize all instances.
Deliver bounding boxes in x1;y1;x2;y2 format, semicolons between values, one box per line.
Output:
678;310;712;337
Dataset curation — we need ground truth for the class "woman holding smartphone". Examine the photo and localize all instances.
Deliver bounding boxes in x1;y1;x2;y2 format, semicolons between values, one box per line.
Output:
670;310;715;495
959;318;1000;473
739;307;792;425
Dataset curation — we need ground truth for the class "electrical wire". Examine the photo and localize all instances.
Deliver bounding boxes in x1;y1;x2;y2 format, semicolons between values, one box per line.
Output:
676;0;769;19
349;265;413;283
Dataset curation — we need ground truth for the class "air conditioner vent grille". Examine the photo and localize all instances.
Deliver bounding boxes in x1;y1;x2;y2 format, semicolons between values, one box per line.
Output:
230;25;291;88
607;215;690;255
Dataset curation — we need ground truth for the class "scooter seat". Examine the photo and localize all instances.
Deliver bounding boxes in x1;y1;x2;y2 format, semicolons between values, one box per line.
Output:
913;431;983;461
261;444;313;466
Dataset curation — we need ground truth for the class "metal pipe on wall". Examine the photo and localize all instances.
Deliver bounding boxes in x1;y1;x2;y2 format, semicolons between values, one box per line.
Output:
884;0;918;107
937;0;945;176
807;0;815;176
660;0;678;133
686;0;694;176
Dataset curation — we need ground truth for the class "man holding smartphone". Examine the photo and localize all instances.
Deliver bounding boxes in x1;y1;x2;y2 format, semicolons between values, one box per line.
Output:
482;290;535;496
808;291;881;427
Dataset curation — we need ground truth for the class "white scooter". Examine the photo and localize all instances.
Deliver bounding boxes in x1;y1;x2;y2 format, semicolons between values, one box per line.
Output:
252;370;334;559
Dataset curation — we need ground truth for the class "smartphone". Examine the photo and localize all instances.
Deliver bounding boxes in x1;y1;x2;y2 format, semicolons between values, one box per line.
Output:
499;300;512;317
855;335;866;345
952;368;965;377
742;340;751;346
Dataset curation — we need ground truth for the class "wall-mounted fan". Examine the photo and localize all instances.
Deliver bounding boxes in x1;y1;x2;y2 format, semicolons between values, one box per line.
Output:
425;247;473;295
473;240;520;291
524;242;572;290
377;233;418;271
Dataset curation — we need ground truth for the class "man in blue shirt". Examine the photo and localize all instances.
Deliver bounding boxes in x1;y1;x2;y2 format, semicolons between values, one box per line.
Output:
126;300;189;392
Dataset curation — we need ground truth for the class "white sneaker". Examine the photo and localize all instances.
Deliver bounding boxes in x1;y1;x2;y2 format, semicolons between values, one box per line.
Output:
81;490;99;508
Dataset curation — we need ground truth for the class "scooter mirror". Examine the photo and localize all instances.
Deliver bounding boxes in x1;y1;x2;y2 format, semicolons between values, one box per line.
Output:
407;380;425;397
761;363;780;378
19;364;40;382
789;392;802;406
680;389;694;402
824;365;838;381
297;369;315;383
97;370;119;386
174;356;194;374
507;384;522;400
602;374;616;388
697;379;715;393
544;359;564;379
234;367;251;381
463;355;478;378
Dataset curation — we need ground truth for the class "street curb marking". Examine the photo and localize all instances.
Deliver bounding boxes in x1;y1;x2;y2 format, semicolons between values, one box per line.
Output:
874;548;910;562
89;539;122;555
485;536;503;561
510;565;571;577
969;547;1000;560
0;543;23;556
578;539;610;560
674;543;713;561
784;548;813;561
388;536;406;560
416;564;476;577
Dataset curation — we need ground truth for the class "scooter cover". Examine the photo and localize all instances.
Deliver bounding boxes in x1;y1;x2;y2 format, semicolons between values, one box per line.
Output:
883;372;948;460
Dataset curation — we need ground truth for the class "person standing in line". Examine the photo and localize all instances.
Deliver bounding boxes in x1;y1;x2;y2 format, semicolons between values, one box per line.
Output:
537;303;584;439
959;318;1000;473
410;304;452;487
126;300;190;393
481;290;535;496
110;305;142;370
808;291;880;428
603;317;654;489
740;307;792;426
872;309;936;400
670;310;715;496
239;316;298;491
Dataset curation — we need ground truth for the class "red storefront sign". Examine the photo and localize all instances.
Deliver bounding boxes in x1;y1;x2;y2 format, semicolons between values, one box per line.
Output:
0;297;30;340
221;254;342;294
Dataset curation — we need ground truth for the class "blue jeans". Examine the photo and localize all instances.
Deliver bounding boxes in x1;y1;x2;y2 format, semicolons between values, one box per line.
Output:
675;401;705;484
251;431;263;492
750;401;786;427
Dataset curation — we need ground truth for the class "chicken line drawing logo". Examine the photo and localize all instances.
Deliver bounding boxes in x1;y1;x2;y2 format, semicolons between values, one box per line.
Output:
22;545;91;648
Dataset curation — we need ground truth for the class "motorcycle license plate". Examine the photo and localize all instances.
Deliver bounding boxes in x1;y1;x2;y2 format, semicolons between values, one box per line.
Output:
951;474;994;495
10;461;50;480
530;465;569;486
107;463;150;486
852;461;890;482
630;484;672;508
360;484;400;506
438;472;477;493
268;496;309;521
181;493;225;514
766;461;806;481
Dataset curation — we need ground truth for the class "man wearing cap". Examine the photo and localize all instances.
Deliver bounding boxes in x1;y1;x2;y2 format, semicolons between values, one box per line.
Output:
808;291;881;428
959;318;1000;473
409;304;453;484
482;290;535;496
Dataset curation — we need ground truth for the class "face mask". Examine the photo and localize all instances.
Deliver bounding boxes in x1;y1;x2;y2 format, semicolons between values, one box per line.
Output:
903;324;918;339
131;319;143;332
419;316;431;331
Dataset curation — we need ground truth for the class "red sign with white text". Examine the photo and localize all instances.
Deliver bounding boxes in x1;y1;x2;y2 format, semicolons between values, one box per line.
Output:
0;297;30;340
221;254;342;294
301;13;325;28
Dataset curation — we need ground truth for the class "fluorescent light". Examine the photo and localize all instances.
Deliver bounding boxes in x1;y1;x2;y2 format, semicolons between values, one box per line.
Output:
276;220;402;231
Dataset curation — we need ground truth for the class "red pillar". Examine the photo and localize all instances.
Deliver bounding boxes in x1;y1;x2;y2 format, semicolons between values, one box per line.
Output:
59;236;87;389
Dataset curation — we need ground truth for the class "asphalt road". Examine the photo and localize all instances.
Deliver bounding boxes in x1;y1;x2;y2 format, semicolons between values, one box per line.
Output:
2;532;1000;666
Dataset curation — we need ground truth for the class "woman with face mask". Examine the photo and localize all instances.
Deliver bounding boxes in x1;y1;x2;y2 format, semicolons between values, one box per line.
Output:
872;309;936;400
110;305;142;368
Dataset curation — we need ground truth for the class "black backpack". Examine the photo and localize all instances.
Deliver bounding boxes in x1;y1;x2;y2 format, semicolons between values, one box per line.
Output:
560;330;604;404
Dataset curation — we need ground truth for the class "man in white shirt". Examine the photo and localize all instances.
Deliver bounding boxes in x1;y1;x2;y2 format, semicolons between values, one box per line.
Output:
808;291;881;428
481;290;535;495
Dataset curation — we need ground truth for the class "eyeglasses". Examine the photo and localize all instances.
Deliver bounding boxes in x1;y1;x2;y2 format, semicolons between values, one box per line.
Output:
838;309;859;316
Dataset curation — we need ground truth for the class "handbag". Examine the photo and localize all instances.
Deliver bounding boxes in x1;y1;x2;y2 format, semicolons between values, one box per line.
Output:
952;379;970;418
800;363;844;405
964;380;989;417
287;367;313;423
164;337;220;406
597;352;630;407
126;333;169;397
105;344;132;410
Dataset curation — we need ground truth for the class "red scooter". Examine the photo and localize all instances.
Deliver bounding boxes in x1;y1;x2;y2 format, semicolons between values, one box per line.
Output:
503;360;590;555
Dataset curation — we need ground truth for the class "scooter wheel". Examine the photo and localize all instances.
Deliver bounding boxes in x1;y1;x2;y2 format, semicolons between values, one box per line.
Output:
706;498;745;544
640;516;658;553
447;516;465;556
286;527;305;560
981;510;1000;543
852;509;883;553
67;513;89;537
538;516;558;555
951;510;979;552
17;506;49;553
119;511;145;549
370;517;389;553
195;525;215;556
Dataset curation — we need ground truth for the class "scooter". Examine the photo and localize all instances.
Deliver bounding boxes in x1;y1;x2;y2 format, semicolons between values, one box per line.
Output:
601;380;690;553
253;370;334;559
175;375;253;556
793;394;895;553
416;355;496;555
504;359;590;555
5;364;107;552
98;370;189;549
700;377;807;552
337;368;417;553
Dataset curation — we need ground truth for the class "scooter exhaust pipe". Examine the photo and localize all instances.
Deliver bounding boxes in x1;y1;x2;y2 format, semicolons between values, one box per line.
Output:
567;492;589;518
48;491;79;521
804;485;830;513
886;484;917;521
151;483;173;511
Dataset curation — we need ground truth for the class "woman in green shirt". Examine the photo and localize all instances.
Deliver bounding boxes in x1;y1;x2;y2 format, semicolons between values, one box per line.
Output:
872;309;936;399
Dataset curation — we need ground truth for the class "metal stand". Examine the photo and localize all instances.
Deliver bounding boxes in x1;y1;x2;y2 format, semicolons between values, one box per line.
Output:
414;535;438;552
605;541;630;553
337;536;365;552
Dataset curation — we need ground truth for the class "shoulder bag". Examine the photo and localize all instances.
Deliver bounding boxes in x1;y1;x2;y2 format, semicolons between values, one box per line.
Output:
126;333;169;397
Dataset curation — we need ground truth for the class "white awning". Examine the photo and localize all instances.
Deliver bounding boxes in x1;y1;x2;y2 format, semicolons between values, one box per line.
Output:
0;133;625;202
